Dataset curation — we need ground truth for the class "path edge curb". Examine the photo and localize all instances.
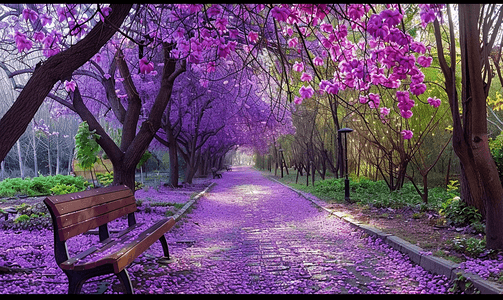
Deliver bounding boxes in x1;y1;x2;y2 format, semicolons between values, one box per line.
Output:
266;175;503;294
172;182;216;222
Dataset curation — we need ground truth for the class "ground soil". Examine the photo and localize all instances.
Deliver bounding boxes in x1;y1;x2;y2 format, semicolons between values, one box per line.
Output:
326;202;482;264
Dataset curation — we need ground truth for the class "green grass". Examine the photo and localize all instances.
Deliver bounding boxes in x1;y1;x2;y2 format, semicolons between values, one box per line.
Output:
267;168;456;213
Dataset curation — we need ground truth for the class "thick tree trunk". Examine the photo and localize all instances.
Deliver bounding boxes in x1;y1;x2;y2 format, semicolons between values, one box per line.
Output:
459;4;503;249
0;4;132;163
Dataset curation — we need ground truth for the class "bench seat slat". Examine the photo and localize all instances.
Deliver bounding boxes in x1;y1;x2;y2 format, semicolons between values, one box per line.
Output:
106;217;176;273
64;218;175;273
56;196;136;228
57;203;137;241
61;223;144;269
45;186;133;216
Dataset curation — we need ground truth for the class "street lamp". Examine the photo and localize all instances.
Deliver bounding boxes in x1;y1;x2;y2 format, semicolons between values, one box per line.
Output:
338;127;353;202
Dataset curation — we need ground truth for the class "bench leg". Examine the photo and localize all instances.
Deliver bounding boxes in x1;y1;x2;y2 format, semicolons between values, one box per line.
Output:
68;275;86;294
65;266;133;294
116;269;133;294
159;235;170;259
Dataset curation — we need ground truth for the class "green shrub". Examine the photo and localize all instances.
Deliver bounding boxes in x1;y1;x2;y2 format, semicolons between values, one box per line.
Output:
452;237;489;258
96;172;114;186
489;132;503;182
50;183;80;195
0;175;89;197
439;196;482;227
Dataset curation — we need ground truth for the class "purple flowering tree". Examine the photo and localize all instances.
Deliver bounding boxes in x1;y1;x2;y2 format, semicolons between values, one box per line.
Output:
0;4;132;163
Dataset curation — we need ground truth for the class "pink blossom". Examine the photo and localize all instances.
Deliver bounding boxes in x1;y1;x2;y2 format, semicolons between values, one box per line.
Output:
39;14;52;26
292;61;304;72
22;8;38;22
247;31;259;43
401;129;413;140
271;6;290;22
214;17;228;32
139;57;154;74
294;96;303;105
299;85;314;99
417;56;433;68
326;82;340;95
33;31;45;42
400;109;413;119
347;4;366;21
206;4;222;17
14;31;32;53
419;4;438;27
359;96;368;104
300;72;313;82
380;107;390;117
411;41;427;54
427;97;441;108
64;80;76;92
320;22;333;33
410;82;427;96
380;9;402;27
99;6;112;22
368;93;380;108
287;37;298;48
313;56;324;66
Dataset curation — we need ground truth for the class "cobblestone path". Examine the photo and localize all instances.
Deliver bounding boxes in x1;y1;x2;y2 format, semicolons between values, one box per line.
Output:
130;166;451;294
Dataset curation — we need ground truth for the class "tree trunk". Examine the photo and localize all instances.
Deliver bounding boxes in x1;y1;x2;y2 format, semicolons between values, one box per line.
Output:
16;140;24;179
459;4;503;249
435;5;503;250
0;4;131;163
167;127;180;187
112;164;136;193
31;120;38;176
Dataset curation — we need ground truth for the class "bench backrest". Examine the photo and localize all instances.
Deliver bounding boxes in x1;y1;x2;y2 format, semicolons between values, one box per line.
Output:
43;185;136;241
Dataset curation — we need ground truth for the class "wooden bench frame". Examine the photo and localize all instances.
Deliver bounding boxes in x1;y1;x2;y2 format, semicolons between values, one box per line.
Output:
211;167;222;179
43;185;175;294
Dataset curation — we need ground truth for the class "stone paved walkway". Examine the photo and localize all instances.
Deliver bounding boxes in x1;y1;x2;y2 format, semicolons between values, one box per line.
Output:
128;166;451;294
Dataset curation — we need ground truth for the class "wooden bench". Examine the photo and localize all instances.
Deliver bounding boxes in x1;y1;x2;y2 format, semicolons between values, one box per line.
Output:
43;185;176;294
225;165;232;171
211;167;222;179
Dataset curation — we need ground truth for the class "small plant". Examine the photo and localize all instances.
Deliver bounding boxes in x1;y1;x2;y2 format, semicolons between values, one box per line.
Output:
14;214;30;223
439;196;482;227
452;237;490;258
412;212;424;219
50;183;80;195
446;180;460;193
75;121;101;186
96;172;113;186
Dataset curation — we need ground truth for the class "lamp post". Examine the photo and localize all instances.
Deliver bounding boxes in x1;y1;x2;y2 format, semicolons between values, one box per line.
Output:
338;128;353;202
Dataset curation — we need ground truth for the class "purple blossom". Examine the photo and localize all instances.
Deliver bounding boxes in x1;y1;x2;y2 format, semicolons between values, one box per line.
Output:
14;31;32;53
300;72;313;82
299;85;314;99
401;129;413;139
139;57;154;74
427;97;441;108
271;6;290;22
22;8;38;23
247;31;259;43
